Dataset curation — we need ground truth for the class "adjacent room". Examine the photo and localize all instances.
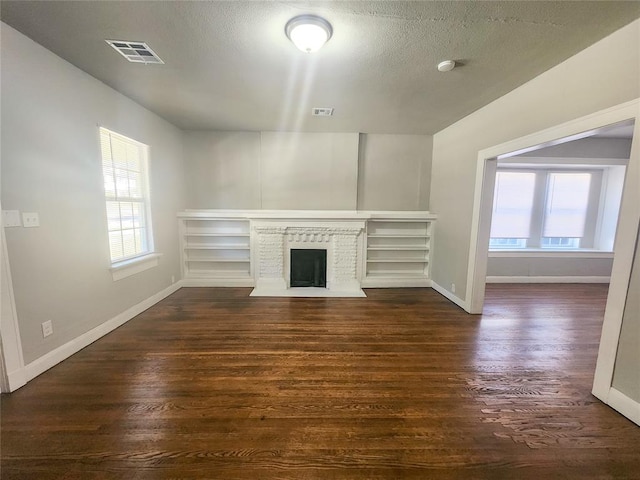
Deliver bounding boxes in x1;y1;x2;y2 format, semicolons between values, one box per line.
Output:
1;2;639;478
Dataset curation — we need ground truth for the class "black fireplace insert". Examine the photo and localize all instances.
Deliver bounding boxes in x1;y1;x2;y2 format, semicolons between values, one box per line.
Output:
290;249;327;287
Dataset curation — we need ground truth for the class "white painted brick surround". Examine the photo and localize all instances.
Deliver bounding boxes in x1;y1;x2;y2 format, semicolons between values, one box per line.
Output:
252;222;365;296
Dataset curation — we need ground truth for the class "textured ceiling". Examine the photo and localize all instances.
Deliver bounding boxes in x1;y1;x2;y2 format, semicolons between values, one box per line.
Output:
1;1;639;134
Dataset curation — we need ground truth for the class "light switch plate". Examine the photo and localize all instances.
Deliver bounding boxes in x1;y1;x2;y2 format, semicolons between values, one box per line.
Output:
22;212;40;228
2;210;21;227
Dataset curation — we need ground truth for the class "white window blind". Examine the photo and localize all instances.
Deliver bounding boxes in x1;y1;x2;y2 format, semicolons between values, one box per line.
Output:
489;167;606;251
490;171;536;239
99;128;152;263
543;172;592;239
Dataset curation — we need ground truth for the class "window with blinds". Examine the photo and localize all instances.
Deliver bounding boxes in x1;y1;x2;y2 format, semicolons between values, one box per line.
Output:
489;169;601;250
542;172;592;243
490;171;536;240
99;128;153;263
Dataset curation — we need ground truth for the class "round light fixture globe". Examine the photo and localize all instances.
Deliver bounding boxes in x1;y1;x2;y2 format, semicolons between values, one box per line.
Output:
285;15;332;53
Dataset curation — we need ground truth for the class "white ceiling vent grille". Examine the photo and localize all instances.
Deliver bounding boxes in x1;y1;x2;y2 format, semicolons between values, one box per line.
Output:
312;107;334;117
106;40;164;64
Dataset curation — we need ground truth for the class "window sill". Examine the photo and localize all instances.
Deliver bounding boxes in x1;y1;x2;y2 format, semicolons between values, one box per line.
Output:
489;249;614;259
110;253;162;281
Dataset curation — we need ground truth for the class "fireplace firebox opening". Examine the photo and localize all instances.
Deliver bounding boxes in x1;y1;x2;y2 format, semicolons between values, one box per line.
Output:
290;249;327;288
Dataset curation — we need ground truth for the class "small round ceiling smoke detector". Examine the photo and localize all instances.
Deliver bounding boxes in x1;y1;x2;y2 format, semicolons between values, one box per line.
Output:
437;60;456;72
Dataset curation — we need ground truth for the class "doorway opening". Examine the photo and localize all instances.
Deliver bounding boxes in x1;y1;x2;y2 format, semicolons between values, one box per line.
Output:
467;105;638;315
485;120;632;285
465;100;640;424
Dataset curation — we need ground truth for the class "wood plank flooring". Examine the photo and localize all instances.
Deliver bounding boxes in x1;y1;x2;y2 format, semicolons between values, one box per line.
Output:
2;285;640;479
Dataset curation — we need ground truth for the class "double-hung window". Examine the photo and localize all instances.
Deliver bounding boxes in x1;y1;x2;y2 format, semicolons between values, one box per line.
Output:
489;168;613;250
99;128;153;264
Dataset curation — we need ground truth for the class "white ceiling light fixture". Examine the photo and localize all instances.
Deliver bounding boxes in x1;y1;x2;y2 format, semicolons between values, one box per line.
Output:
437;60;456;72
285;15;332;53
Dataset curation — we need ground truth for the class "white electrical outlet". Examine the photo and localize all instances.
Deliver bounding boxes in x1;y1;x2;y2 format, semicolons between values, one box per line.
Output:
42;320;53;338
171;275;175;284
22;212;40;228
451;283;456;293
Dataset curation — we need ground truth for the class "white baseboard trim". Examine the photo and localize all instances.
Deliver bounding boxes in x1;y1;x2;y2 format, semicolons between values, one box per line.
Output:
6;367;27;392
607;387;640;426
486;275;610;284
24;282;182;382
430;281;469;312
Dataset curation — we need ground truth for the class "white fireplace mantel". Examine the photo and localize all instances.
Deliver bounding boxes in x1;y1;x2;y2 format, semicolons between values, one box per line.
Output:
250;219;366;297
178;210;436;296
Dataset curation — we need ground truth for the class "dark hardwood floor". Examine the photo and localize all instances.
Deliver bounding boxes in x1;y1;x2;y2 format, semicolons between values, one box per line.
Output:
2;285;639;479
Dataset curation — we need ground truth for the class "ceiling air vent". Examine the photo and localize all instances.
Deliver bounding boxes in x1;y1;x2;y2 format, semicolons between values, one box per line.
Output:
106;40;164;64
312;107;334;117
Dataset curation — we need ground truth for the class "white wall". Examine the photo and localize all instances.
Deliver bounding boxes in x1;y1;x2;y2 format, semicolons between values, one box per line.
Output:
487;254;613;280
357;134;432;211
517;137;632;159
182;131;432;211
184;131;261;209
260;132;359;210
430;19;640;301
1;23;186;365
612;225;640;402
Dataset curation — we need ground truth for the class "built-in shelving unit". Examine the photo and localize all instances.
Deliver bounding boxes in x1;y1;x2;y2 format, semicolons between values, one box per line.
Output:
361;216;434;287
178;210;436;289
179;213;253;286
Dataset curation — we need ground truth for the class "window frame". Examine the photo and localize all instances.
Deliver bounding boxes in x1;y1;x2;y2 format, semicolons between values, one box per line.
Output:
99;127;156;273
489;167;605;251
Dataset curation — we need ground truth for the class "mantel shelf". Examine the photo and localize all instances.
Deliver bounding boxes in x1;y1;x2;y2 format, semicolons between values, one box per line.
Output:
367;246;429;251
368;234;430;238
185;245;249;250
184;233;250;237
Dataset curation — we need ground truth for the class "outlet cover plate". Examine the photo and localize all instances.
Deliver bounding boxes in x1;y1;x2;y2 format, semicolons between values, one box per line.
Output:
22;212;40;228
42;320;53;338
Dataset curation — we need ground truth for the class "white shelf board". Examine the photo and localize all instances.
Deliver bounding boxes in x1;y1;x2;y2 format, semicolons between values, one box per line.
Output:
184;233;250;237
182;277;255;287
185;245;250;250
361;277;431;288
368;219;431;223
186;259;250;263
185;271;252;278
367;246;429;251
365;271;428;276
367;234;430;238
366;259;427;263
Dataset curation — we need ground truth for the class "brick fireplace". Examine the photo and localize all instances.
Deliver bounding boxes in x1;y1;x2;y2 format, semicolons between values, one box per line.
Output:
250;218;366;297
